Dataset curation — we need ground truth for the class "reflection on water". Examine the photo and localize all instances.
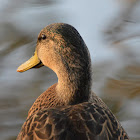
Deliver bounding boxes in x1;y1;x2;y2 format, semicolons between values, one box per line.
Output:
0;0;140;139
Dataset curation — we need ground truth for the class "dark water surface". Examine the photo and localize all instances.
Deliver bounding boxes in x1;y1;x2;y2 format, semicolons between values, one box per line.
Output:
0;0;140;139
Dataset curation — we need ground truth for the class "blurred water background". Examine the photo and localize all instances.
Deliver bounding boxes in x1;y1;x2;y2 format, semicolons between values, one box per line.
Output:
0;0;140;139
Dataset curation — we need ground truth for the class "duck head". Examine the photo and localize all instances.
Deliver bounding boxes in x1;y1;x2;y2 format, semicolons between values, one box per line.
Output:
17;23;92;104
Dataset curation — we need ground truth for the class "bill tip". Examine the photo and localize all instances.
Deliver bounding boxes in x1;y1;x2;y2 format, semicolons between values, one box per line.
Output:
17;69;24;72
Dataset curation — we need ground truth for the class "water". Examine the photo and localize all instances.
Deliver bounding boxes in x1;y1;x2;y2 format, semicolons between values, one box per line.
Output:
0;0;140;139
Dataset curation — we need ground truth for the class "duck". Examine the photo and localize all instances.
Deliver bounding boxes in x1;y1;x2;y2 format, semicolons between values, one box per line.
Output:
16;23;129;140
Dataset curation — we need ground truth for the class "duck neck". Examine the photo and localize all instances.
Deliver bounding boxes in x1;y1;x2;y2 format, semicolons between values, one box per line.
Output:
56;63;92;105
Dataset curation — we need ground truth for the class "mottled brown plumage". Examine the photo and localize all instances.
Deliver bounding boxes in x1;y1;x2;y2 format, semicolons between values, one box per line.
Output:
17;23;129;140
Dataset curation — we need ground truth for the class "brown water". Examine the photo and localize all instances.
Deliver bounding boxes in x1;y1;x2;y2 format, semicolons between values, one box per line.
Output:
0;0;140;139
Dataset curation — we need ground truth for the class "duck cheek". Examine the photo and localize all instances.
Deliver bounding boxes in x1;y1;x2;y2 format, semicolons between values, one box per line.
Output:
37;49;52;69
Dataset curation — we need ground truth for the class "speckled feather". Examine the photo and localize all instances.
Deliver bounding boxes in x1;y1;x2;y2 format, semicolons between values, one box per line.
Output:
17;101;129;140
17;23;129;140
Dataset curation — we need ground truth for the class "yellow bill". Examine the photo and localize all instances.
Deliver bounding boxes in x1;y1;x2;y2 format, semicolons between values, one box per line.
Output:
17;50;43;72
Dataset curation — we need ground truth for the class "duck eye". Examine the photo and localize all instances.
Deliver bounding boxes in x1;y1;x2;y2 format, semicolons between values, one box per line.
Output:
41;34;46;40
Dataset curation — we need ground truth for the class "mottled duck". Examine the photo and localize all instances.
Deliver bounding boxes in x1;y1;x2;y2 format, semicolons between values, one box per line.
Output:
17;23;129;140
